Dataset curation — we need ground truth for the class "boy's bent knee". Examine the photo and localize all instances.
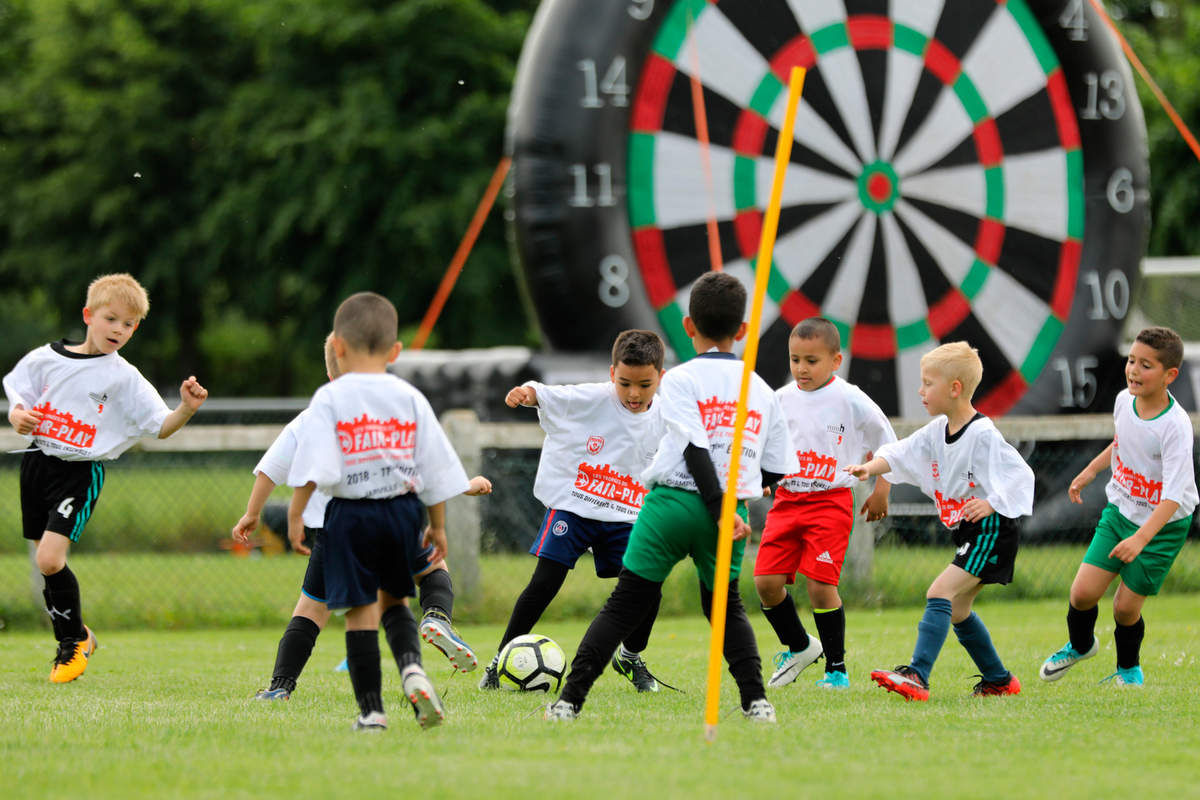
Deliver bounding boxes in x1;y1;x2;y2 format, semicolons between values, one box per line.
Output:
754;574;786;605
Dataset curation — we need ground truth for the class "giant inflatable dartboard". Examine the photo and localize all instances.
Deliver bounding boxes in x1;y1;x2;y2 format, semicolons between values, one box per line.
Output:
508;0;1148;416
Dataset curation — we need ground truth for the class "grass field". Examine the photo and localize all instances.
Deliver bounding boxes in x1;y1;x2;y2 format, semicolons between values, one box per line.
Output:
2;595;1198;799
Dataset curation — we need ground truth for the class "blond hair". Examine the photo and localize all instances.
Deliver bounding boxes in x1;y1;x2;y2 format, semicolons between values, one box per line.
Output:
921;341;982;398
323;332;340;380
86;273;150;320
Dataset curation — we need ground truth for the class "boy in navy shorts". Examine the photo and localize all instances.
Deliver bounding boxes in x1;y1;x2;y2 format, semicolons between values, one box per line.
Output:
233;334;491;700
846;342;1033;701
287;292;470;730
478;330;666;692
546;272;798;722
4;273;208;682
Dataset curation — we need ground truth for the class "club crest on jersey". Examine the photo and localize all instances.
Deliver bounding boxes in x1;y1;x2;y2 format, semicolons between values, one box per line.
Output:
826;423;845;445
88;391;108;414
931;461;940;480
586;435;604;455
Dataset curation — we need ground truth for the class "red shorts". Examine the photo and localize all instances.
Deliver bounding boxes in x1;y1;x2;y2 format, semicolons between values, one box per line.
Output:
755;487;854;585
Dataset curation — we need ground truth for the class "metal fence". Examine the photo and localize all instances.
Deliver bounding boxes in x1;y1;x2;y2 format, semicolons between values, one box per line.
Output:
1;411;1198;630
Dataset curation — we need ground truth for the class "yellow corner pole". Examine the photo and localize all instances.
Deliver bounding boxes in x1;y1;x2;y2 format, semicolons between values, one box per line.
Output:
703;66;806;741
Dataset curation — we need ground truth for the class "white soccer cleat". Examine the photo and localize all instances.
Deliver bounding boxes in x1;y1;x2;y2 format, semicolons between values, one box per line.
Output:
742;698;777;723
352;711;387;732
401;665;446;729
767;635;823;687
1039;636;1099;682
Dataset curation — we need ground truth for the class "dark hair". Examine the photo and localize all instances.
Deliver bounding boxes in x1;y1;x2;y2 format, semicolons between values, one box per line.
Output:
790;317;840;353
1135;326;1184;370
688;272;746;341
611;329;665;370
333;291;398;355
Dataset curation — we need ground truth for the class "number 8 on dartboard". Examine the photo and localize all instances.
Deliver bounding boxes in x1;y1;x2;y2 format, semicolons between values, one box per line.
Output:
508;0;1148;416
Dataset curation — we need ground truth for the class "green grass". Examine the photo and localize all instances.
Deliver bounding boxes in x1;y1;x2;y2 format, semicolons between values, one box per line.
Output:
1;596;1198;799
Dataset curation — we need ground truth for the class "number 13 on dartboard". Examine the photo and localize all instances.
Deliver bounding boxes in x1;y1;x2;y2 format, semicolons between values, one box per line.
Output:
508;0;1147;415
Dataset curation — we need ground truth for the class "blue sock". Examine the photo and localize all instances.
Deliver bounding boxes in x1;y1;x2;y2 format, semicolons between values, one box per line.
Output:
910;598;952;684
953;611;1008;683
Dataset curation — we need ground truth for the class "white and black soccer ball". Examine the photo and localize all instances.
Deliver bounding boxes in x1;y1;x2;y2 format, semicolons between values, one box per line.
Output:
496;633;566;693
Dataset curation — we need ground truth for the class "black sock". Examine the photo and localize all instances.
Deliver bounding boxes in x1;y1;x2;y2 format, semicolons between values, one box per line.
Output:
1114;616;1145;670
499;558;569;652
418;568;454;618
345;629;383;716
700;583;765;709
813;607;846;673
269;616;321;691
42;565;85;641
760;591;810;652
381;604;421;671
1067;603;1099;654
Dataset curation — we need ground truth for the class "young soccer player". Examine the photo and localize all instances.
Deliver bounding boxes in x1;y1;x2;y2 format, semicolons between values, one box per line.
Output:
232;334;491;700
286;292;471;731
845;341;1033;701
755;318;895;689
545;272;798;723
4;273;208;682
478;330;667;693
1039;327;1197;687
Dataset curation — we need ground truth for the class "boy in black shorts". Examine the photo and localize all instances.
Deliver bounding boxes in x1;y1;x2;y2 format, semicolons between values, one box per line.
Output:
846;342;1033;701
4;273;208;682
287;292;471;730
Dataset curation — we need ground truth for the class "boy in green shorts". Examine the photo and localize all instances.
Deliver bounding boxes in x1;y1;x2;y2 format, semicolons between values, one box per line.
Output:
545;271;798;723
1040;327;1197;687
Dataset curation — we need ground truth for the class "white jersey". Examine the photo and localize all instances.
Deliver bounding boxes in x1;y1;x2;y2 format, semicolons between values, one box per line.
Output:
288;372;469;506
877;413;1033;529
642;352;798;499
3;341;170;461
525;381;665;522
1107;390;1198;524
776;376;897;493
255;409;330;529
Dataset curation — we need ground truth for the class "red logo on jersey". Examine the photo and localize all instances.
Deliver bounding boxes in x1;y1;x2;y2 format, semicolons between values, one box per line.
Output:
934;490;974;527
336;415;416;455
791;449;837;482
574;462;647;509
931;461;940;480
1112;450;1163;504
32;402;96;449
586;435;604;455
696;397;762;436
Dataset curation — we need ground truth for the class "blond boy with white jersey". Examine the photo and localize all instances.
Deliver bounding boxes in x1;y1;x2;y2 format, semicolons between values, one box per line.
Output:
478;330;668;692
287;292;470;731
846;341;1033;701
4;273;207;683
1040;327;1197;687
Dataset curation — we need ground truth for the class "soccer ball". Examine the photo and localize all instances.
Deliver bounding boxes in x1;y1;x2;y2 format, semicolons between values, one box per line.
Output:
496;633;566;692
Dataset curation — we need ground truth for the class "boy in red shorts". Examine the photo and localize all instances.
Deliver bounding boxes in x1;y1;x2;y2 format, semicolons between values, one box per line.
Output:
755;318;895;689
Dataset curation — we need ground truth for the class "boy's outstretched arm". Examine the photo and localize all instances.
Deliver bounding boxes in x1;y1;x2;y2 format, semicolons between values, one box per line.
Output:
465;475;493;495
232;471;277;544
423;501;448;563
287;482;316;556
505;385;537;408
860;475;891;522
844;455;891;481
159;376;209;438
1068;443;1113;504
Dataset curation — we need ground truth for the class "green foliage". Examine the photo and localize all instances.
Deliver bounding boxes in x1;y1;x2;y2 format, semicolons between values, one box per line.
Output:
0;0;535;395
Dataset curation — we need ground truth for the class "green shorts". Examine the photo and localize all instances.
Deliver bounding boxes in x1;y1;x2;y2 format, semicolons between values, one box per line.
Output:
621;486;748;590
1082;503;1191;596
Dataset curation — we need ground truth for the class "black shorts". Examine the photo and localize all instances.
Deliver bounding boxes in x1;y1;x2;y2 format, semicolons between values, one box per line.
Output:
950;513;1019;585
300;528;327;603
321;494;429;609
20;449;105;542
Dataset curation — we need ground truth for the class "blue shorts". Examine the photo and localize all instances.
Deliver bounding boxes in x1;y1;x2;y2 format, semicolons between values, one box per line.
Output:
321;494;430;609
301;525;434;605
528;508;632;578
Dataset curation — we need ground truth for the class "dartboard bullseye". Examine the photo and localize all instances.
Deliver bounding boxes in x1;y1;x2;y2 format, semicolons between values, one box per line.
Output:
508;0;1148;416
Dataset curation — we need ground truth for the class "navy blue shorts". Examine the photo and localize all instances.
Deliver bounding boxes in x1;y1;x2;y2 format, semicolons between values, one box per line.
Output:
301;525;434;604
321;494;430;609
528;508;632;578
20;449;105;542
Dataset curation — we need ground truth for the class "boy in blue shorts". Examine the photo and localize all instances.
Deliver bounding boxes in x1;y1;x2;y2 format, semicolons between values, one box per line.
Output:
1040;327;1197;687
479;330;667;692
4;273;208;683
546;272;798;722
232;335;491;700
846;342;1033;701
287;292;471;730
